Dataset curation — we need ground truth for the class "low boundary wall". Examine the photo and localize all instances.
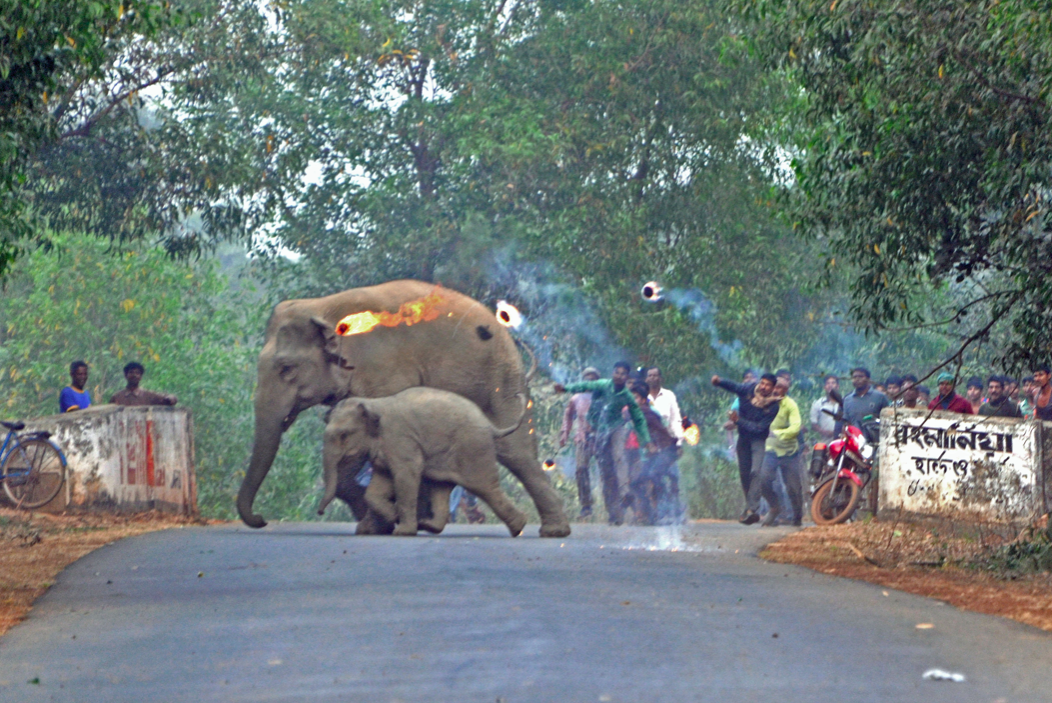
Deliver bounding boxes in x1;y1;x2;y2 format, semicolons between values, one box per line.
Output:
11;404;197;515
877;407;1049;522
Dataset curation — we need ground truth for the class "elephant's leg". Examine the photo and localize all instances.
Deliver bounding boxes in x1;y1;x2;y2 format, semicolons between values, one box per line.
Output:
418;482;453;534
458;471;528;538
364;472;398;526
497;429;570;537
391;465;424;536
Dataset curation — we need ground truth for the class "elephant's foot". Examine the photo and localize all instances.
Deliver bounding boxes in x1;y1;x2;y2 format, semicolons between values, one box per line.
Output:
506;512;528;538
392;523;419;536
539;520;571;538
417;519;444;534
355;512;394;535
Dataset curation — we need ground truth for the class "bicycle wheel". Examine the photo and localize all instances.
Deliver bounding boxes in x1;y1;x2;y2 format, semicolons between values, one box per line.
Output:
2;439;66;509
810;476;860;525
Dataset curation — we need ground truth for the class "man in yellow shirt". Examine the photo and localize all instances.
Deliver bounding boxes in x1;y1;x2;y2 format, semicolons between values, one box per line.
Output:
759;375;803;526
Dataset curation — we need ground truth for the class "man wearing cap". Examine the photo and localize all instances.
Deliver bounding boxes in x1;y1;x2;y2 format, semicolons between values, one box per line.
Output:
929;373;974;414
978;376;1023;418
560;367;601;518
965;376;985;414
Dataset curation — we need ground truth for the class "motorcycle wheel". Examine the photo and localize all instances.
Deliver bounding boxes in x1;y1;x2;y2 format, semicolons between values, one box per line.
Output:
810;477;860;525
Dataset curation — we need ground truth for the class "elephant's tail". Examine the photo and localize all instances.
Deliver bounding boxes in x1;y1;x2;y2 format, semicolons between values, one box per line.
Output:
492;393;527;439
515;337;538;384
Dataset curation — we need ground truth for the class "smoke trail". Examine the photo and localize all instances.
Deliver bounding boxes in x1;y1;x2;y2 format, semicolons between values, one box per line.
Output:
483;248;629;384
661;288;743;367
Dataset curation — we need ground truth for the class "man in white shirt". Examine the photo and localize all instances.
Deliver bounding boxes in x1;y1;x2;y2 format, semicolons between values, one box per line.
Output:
810;374;840;442
646;367;684;522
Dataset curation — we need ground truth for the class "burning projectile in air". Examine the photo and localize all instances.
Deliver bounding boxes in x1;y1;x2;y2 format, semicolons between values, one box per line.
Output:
641;281;663;302
495;300;523;329
335;291;444;336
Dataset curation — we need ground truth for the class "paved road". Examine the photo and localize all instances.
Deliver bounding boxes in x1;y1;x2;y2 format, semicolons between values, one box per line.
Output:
1;522;1050;702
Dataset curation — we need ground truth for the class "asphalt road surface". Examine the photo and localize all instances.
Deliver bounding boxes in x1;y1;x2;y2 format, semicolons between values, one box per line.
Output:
1;521;1051;702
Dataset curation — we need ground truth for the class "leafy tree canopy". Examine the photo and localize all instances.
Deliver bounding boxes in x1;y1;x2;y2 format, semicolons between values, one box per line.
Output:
737;0;1052;369
0;0;172;275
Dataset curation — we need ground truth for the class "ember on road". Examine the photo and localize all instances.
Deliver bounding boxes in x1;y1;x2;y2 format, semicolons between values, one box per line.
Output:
2;522;1050;703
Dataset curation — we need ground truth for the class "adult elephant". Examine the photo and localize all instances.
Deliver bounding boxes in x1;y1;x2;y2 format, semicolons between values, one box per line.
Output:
236;279;570;538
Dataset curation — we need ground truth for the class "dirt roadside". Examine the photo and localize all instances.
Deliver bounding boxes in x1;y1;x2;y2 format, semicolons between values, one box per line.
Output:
761;520;1052;633
0;508;215;637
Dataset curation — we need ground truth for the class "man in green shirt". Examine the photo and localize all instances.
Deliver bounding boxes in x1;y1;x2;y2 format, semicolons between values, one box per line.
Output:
759;376;803;526
555;361;654;525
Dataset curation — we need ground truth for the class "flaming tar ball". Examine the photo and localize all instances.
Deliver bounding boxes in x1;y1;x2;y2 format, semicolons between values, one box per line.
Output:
641;281;663;302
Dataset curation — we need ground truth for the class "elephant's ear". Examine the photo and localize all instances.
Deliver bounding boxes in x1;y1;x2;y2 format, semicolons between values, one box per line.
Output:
311;316;347;366
359;403;381;438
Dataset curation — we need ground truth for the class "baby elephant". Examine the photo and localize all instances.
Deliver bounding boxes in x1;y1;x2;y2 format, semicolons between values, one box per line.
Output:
318;387;529;537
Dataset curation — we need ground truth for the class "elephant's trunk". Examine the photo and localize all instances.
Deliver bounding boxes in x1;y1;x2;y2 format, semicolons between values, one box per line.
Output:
237;395;294;529
317;438;341;516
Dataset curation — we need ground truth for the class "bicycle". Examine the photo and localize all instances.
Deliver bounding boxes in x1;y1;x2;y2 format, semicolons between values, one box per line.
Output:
0;420;68;510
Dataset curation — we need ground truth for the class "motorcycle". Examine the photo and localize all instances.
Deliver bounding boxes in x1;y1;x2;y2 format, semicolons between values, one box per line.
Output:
808;391;879;525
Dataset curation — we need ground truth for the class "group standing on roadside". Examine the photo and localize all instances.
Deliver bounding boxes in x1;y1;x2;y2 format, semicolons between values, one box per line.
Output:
557;359;1052;528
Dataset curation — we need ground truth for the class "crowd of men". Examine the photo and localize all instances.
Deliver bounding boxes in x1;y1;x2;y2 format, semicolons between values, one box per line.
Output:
59;360;178;413
556;361;1052;527
555;364;684;526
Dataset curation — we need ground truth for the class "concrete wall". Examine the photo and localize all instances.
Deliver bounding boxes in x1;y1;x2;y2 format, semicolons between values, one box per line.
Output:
12;405;197;515
877;408;1045;522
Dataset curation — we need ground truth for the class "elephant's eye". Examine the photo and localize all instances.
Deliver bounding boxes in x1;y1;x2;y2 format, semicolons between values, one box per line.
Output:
279;364;295;379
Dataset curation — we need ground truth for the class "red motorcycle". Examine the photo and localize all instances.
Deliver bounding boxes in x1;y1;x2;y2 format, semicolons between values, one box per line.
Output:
809;393;878;525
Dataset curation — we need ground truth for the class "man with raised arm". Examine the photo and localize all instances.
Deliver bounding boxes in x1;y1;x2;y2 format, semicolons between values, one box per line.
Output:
555;362;654;525
712;371;781;525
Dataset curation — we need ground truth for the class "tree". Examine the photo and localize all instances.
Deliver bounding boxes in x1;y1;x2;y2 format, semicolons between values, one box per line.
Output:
16;0;281;262
738;0;1052;369
0;1;170;276
226;0;827;389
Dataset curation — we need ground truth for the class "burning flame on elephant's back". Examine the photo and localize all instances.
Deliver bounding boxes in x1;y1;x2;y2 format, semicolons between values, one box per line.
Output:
335;290;444;336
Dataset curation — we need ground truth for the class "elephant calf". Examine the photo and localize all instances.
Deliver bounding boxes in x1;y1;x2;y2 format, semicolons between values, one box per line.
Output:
318;387;528;536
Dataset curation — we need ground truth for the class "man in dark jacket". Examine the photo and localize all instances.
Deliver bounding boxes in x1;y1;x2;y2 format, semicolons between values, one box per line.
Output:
978;376;1022;418
712;372;781;524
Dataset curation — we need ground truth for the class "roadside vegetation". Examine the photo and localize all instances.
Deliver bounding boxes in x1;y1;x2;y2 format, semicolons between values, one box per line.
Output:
1;1;1050;531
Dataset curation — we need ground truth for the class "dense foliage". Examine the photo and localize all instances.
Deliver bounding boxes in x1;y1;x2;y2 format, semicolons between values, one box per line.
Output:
738;0;1052;369
0;1;172;275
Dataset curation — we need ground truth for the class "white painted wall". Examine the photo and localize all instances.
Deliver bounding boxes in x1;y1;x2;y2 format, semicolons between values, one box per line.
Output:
14;405;197;515
878;408;1043;521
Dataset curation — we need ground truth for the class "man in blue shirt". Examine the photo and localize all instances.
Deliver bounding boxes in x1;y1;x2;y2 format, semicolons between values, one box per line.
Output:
59;360;92;413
